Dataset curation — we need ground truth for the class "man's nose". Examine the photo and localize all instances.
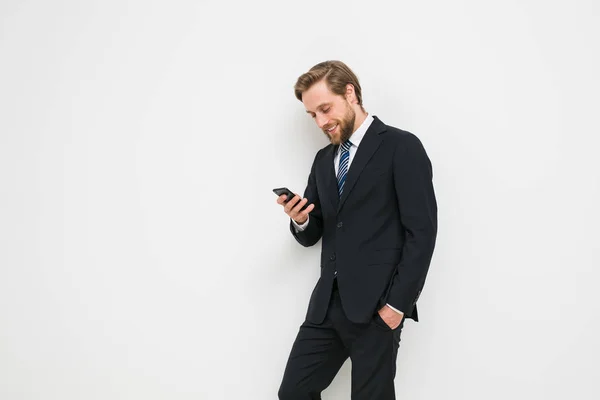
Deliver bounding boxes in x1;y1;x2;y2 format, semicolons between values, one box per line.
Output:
316;114;328;129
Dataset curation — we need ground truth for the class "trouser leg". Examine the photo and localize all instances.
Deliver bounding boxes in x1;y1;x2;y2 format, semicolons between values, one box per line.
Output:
278;289;349;400
347;313;405;400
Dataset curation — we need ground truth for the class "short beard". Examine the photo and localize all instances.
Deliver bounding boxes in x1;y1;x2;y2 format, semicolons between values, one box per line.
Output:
324;104;356;145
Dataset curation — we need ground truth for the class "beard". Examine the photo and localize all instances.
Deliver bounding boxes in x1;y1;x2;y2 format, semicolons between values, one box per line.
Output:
323;104;356;145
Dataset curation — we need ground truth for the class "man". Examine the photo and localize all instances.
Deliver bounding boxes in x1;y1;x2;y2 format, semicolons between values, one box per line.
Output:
276;60;437;400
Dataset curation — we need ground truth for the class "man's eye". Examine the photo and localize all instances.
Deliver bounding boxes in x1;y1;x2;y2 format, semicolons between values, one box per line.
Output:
323;108;330;113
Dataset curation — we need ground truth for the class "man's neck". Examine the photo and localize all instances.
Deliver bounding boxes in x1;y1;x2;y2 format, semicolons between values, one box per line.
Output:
353;110;368;133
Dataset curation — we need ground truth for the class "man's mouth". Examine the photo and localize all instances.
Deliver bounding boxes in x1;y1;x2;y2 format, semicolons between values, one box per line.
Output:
326;124;338;134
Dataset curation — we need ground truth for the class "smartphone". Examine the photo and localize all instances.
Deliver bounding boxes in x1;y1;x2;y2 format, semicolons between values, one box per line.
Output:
273;187;310;211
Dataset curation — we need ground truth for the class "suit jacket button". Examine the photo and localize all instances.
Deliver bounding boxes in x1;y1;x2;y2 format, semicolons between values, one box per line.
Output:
330;254;336;261
337;222;343;228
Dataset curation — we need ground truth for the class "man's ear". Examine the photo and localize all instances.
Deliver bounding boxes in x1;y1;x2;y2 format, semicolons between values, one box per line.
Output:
345;83;356;104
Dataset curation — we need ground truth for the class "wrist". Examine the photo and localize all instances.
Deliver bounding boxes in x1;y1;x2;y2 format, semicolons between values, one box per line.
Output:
294;216;308;224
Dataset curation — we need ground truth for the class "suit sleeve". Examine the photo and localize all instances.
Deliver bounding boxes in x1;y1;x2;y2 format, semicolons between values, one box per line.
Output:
289;150;324;247
386;133;438;315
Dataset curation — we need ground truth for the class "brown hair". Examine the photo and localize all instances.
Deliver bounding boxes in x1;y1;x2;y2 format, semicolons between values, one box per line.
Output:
294;60;363;108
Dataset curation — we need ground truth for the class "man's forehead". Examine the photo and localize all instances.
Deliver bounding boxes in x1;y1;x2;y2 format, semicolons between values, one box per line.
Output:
302;80;335;111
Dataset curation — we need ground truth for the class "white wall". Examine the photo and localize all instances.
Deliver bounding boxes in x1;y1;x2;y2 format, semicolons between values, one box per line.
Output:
1;0;599;399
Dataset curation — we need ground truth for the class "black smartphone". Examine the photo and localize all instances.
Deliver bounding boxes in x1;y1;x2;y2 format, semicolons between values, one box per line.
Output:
273;187;309;211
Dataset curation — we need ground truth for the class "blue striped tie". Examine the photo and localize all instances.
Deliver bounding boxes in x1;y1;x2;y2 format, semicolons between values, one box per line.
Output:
337;140;352;197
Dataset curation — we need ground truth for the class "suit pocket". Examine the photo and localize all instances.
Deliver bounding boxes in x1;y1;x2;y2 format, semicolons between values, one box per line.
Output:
367;249;402;266
373;312;392;331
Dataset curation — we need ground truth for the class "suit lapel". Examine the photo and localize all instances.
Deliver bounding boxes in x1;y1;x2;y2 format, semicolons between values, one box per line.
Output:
323;144;339;211
337;117;386;212
318;116;387;214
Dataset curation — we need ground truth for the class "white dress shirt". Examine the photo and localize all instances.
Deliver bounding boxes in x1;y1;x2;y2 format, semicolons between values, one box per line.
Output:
291;114;403;316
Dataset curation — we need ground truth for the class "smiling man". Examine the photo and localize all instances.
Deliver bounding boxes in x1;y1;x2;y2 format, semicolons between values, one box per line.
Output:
276;60;438;399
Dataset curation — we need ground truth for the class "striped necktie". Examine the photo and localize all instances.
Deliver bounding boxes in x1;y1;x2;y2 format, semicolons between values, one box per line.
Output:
337;140;352;197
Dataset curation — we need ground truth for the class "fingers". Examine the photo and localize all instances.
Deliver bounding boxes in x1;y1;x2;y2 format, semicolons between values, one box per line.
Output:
294;203;315;220
276;195;288;205
276;194;314;219
291;197;308;213
289;196;314;217
283;195;302;213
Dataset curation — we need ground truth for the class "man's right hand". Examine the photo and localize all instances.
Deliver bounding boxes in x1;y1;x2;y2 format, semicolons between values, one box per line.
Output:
277;194;315;225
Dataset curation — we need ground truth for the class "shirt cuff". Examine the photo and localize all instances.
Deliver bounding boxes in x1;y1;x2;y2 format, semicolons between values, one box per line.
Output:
291;215;309;232
386;303;404;315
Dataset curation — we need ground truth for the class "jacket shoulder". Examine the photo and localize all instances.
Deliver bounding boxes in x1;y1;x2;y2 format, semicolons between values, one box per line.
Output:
314;143;333;161
381;123;426;152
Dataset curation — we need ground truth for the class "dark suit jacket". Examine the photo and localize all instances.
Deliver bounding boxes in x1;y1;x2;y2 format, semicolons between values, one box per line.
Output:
290;116;437;324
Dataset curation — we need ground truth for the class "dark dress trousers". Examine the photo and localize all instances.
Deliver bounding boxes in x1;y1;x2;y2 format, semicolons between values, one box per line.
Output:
278;116;437;400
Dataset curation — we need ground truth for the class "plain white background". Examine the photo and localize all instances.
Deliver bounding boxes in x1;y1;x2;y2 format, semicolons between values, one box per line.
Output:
1;0;599;399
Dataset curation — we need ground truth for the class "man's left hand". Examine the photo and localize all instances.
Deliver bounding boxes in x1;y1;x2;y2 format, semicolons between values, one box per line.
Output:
378;305;404;329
